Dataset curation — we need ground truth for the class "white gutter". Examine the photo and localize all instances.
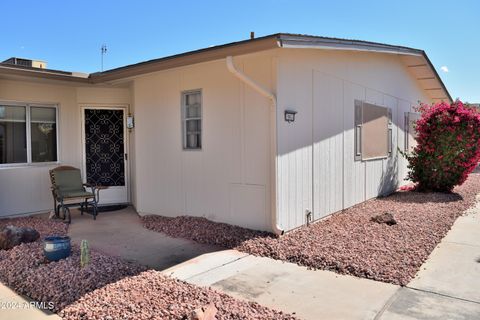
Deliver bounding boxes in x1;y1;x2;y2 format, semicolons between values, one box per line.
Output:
226;56;284;236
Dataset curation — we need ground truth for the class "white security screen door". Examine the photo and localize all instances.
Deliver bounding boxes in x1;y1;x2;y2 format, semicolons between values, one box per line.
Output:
82;107;128;204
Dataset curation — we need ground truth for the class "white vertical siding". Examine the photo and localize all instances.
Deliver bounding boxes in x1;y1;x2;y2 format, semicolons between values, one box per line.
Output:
276;56;313;231
312;72;344;219
276;49;431;232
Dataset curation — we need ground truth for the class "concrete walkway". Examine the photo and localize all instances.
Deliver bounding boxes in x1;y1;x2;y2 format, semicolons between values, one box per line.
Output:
377;199;480;320
164;199;480;320
0;282;60;320
67;207;220;270
162;250;398;319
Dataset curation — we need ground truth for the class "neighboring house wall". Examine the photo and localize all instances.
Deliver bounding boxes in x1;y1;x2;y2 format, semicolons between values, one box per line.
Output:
275;49;431;231
132;51;275;231
0;79;130;217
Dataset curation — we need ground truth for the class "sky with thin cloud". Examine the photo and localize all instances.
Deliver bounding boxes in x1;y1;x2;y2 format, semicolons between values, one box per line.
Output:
0;0;478;102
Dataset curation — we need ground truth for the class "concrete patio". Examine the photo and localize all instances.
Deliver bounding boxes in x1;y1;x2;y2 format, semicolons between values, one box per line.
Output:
66;206;221;270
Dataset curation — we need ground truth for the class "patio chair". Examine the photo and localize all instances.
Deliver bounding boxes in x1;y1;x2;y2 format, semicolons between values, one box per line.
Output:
49;166;99;223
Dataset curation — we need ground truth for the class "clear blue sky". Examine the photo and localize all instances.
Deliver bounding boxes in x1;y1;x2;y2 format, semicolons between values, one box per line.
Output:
1;0;478;102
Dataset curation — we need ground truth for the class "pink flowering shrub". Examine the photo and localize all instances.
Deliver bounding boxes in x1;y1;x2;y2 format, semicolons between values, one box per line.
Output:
403;100;480;192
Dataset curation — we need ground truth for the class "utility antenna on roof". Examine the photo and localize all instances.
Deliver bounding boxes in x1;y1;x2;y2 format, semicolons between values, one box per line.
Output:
101;44;107;71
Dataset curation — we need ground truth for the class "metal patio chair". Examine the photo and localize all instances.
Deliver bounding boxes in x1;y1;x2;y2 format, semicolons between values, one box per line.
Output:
49;166;99;223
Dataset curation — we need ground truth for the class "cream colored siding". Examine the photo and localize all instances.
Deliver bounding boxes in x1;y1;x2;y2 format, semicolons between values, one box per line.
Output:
276;49;430;231
0;80;130;217
132;52;274;231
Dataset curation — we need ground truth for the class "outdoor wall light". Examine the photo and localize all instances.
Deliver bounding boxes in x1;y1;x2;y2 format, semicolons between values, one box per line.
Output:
127;114;134;129
284;109;297;123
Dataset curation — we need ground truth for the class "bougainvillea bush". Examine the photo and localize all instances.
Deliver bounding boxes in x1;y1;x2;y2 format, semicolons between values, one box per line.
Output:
403;100;480;192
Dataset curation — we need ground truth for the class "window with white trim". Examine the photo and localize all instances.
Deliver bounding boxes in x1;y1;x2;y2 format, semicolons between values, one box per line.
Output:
181;90;202;150
404;112;421;153
354;100;392;161
0;104;58;164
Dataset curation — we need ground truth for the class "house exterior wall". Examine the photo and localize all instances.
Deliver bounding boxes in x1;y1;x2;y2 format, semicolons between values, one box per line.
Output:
0;47;436;234
276;49;431;231
0;79;130;217
132;51;275;231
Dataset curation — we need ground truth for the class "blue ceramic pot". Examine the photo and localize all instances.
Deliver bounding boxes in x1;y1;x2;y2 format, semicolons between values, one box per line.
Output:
44;236;71;261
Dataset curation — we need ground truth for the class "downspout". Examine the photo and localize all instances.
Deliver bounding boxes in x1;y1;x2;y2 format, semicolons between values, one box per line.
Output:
226;56;284;236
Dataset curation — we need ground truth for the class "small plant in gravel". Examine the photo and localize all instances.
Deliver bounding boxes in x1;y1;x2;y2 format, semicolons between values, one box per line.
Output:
402;100;480;192
80;239;90;268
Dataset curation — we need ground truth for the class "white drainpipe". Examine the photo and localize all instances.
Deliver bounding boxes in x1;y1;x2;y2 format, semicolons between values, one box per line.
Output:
226;56;284;236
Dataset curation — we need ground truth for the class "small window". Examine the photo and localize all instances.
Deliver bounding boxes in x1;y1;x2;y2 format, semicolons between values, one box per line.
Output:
354;101;390;161
0;104;58;165
181;90;202;150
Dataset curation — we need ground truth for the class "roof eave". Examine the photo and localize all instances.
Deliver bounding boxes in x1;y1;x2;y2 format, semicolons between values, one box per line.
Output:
420;51;453;103
0;64;91;84
277;33;424;56
90;35;280;83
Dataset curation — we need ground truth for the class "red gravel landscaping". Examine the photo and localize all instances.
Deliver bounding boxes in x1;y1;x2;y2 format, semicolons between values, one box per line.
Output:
0;216;68;239
60;270;296;320
143;174;480;285
0;216;296;319
0;242;145;312
142;215;274;248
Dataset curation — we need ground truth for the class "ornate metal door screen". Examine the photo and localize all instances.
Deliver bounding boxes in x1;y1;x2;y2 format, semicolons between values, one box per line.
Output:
84;109;125;186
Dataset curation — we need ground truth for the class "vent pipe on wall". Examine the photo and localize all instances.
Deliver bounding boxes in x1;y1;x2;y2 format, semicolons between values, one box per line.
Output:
225;55;284;236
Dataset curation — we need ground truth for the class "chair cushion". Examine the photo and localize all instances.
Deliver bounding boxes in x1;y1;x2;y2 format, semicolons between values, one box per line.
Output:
53;169;84;193
58;190;94;199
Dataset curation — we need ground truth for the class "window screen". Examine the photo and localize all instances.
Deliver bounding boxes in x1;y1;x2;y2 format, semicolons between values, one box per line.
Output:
182;90;202;150
405;112;421;152
354;101;390;161
31;107;57;162
0;106;27;164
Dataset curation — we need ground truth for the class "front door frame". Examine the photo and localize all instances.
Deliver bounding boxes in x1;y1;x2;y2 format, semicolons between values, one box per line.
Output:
80;104;130;204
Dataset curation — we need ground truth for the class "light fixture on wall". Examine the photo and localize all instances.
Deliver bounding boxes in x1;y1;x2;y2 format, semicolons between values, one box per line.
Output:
284;109;297;123
127;114;134;130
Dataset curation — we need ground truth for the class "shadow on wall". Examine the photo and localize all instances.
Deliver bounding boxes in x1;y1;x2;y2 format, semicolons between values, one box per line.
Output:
377;154;399;196
376;154;465;204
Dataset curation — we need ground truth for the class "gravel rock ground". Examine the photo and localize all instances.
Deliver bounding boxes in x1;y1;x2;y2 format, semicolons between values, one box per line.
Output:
143;215;275;248
0;242;146;312
0;216;68;239
60;270;296;320
142;174;480;285
0;216;296;319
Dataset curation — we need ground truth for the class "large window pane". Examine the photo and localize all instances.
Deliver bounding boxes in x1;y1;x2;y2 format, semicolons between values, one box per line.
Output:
0;106;27;164
31;107;57;162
